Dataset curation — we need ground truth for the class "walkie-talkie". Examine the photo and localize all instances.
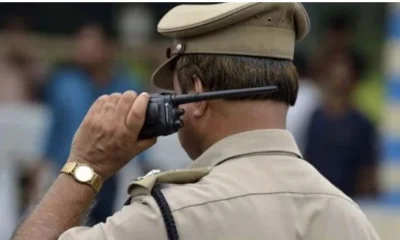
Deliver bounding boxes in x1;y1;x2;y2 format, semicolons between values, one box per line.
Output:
138;86;278;139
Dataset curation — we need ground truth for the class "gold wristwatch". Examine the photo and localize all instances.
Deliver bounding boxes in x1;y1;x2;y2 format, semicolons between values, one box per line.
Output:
60;162;103;193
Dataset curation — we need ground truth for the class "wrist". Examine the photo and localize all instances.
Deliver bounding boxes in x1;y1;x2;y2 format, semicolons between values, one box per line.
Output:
58;173;97;196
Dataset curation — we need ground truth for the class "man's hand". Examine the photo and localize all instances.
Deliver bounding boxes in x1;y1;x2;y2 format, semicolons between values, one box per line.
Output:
68;91;156;179
11;91;156;240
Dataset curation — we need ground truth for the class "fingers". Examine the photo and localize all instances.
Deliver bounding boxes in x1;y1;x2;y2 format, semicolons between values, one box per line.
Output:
101;93;121;116
86;95;108;117
109;93;122;105
126;92;150;135
115;91;138;119
86;91;149;138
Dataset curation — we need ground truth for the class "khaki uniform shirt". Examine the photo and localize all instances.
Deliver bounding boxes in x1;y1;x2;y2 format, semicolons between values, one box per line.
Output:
60;130;380;240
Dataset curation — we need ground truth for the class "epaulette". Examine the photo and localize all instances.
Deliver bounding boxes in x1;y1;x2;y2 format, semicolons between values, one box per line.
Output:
127;167;211;198
124;168;211;240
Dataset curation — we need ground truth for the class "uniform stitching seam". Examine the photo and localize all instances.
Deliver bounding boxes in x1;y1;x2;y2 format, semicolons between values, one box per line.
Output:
171;192;358;213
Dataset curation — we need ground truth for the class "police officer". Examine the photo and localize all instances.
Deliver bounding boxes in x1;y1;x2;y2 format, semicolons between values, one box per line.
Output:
13;2;380;240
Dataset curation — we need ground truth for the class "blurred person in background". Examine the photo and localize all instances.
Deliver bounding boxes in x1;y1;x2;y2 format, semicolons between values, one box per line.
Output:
0;12;49;239
311;13;356;69
287;50;321;153
116;4;191;174
117;3;155;88
304;50;379;199
0;13;46;103
31;21;145;225
321;13;354;53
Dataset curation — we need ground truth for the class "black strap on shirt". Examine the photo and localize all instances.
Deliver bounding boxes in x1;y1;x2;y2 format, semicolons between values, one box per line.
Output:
151;185;179;240
124;186;179;240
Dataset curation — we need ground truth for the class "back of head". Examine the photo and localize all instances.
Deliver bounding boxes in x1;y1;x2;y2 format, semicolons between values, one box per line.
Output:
175;55;298;105
151;3;310;158
153;2;310;106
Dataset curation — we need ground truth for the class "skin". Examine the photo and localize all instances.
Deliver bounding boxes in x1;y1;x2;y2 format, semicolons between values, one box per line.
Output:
27;24;117;206
173;73;288;160
13;70;289;239
12;91;156;240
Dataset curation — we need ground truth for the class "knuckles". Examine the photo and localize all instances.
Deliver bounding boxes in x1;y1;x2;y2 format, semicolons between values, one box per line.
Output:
83;115;132;139
77;91;140;149
71;92;143;177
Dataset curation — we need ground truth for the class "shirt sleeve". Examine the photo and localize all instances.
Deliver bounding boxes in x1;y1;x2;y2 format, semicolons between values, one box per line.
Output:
306;199;380;240
59;196;168;240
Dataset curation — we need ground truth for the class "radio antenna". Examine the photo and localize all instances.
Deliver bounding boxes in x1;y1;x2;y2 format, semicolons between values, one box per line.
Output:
171;86;278;105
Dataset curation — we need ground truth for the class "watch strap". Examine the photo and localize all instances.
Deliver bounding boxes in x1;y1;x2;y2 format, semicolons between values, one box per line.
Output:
61;162;76;174
60;162;103;193
90;174;103;193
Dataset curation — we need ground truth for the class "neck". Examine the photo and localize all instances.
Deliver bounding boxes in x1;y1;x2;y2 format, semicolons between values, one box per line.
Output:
198;101;288;156
324;92;352;116
85;62;113;86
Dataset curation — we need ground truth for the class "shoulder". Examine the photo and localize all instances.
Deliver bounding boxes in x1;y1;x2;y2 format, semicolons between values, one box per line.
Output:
60;198;168;240
351;109;376;132
306;107;324;128
124;166;239;220
305;198;380;240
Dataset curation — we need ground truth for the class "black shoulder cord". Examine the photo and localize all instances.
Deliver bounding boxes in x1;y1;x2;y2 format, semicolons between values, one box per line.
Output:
123;186;179;240
151;185;179;240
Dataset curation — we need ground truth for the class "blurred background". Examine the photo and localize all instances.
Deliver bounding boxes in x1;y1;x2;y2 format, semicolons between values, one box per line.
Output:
0;2;398;239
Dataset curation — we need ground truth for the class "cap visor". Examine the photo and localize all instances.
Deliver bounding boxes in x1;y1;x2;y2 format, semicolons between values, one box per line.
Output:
151;55;179;90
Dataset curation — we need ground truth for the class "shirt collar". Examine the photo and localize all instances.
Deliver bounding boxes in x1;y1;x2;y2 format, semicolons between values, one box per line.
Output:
190;129;302;169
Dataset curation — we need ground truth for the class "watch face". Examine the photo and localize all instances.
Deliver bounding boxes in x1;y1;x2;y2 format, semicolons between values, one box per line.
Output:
74;165;94;182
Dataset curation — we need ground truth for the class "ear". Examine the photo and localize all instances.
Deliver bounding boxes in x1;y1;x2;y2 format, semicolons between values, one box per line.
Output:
192;75;207;117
